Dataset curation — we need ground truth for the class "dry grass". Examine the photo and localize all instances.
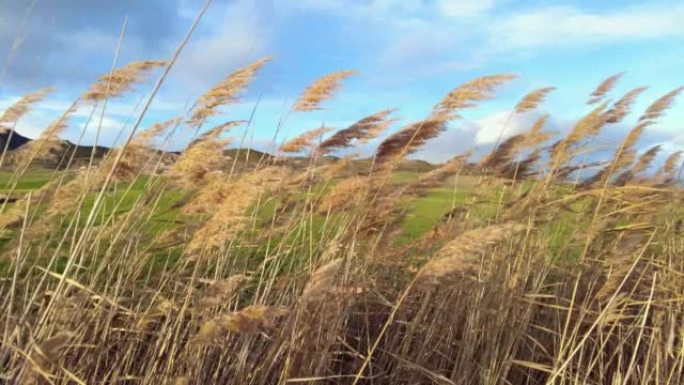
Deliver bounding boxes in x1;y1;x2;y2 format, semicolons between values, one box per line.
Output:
1;43;684;385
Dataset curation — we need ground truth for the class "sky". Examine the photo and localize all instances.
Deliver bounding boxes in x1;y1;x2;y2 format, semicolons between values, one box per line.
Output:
0;0;683;163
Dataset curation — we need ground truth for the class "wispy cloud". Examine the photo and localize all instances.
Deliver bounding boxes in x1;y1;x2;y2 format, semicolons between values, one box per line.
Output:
170;0;272;95
490;4;684;50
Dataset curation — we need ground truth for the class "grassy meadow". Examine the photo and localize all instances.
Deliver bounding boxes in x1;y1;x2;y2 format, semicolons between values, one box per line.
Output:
1;51;684;385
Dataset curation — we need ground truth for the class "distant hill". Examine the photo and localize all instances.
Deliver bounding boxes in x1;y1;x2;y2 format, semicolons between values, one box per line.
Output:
0;130;31;151
0;136;112;170
0;134;454;175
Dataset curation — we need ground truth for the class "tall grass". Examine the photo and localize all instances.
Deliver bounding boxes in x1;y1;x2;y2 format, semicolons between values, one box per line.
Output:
1;32;684;385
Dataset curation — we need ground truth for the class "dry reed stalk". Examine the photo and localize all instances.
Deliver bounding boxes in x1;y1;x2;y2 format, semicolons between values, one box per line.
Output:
44;174;95;217
167;121;243;187
82;60;166;102
301;258;344;303
187;56;271;125
293;70;356;111
481;115;550;174
500;148;542;179
587;72;625;104
514;87;555;113
280;126;331;153
604;87;648;123
409;153;471;193
432;74;517;118
168;138;231;187
317;176;369;213
654;151;682;183
186;120;244;148
416;222;526;284
632;145;661;176
596;234;647;301
374;116;448;165
14;102;79;167
320;154;357;179
135;298;178;331
588;88;683;187
317;109;395;153
516;115;552;153
134;117;181;146
639;86;684;122
192;305;288;344
186;167;288;252
181;176;233;215
98;118;181;181
0;179;62;231
583;121;649;187
33;331;74;366
480;134;527;172
549;103;607;171
0;205;25;231
0;88;52;125
362;155;470;233
198;274;251;309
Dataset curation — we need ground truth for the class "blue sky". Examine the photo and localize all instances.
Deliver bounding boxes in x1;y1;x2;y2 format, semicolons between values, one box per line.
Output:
1;0;683;162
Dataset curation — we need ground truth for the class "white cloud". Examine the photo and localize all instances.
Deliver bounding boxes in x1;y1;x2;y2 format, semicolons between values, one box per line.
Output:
170;0;271;94
470;110;535;144
490;5;684;50
437;0;496;17
281;0;493;22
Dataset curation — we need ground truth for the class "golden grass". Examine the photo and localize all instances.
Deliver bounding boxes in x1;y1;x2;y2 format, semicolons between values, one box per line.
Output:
2;48;684;385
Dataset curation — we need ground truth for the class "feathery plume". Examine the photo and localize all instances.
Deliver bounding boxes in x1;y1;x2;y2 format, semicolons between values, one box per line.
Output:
82;60;166;102
317;109;395;153
405;153;471;195
182;176;233;216
500;148;542;179
480;134;526;171
188;120;245;148
417;222;526;284
655;151;682;182
638;86;684;122
375;116;448;164
587;72;625;105
192;305;288;344
481;115;550;173
584;89;681;186
582;121;649;187
187;167;288;252
317;176;369;213
519;115;551;148
188;56;272;125
167;121;243;187
40;103;79;140
433;74;517;118
17;102;79;164
98;118;183;181
280;126;331;153
34;331;74;364
133;117;181;146
514;86;555;113
199;274;251;309
293;70;356;112
604;87;648;124
613;121;649;169
632;145;661;175
167;139;230;187
301;258;344;303
0;88;52;126
550;103;607;170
